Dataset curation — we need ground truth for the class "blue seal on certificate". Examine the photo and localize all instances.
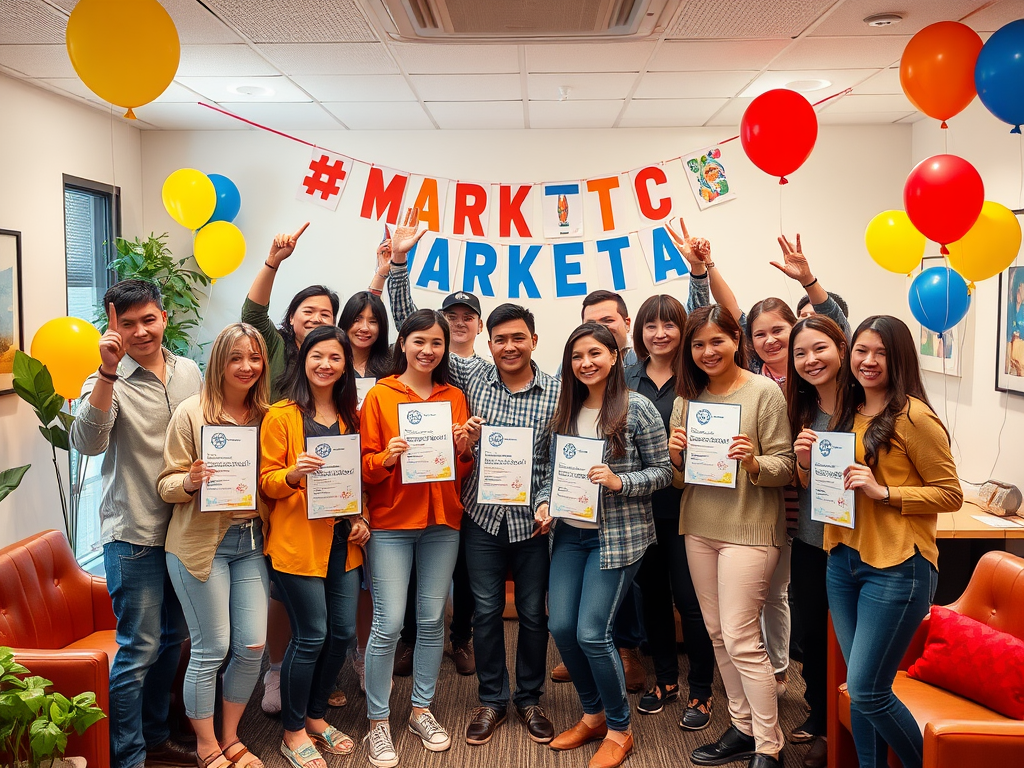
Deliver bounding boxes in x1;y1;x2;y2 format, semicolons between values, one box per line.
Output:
696;408;712;425
818;439;833;457
407;409;423;425
314;442;332;458
562;443;577;459
488;432;504;447
211;432;228;450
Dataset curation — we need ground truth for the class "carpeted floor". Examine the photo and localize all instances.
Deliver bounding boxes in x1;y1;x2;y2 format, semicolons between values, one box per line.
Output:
226;621;819;768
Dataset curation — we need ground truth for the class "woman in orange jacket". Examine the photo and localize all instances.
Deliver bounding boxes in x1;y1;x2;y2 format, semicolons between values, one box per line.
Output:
259;325;370;768
359;309;477;768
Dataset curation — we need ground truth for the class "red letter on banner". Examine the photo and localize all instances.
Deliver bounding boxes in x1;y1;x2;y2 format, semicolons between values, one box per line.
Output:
499;185;532;238
360;167;409;224
453;183;488;237
633;166;671;221
586;176;620;232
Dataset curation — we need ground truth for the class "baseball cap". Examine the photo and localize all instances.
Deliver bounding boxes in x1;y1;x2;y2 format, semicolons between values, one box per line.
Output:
441;291;482;317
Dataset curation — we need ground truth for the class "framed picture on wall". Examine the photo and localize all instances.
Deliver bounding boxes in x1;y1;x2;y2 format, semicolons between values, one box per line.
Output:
917;256;963;377
997;262;1024;395
0;229;24;396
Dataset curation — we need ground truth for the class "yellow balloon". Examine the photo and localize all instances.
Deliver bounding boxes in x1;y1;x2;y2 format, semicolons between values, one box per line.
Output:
66;0;180;118
163;169;216;230
195;222;246;280
947;201;1023;283
31;317;102;400
865;210;926;274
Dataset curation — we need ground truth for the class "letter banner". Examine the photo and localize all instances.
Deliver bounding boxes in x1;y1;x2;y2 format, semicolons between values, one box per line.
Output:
406;175;449;233
638;225;690;285
296;149;355;211
628;164;674;225
360;165;410;224
541;181;584;239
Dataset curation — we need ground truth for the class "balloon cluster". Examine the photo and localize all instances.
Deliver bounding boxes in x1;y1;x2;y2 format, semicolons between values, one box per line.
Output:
162;170;246;283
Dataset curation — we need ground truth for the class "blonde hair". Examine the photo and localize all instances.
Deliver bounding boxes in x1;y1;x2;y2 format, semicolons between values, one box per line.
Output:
202;323;271;424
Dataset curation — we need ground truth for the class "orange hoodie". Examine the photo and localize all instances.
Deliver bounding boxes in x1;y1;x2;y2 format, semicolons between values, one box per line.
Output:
360;375;472;530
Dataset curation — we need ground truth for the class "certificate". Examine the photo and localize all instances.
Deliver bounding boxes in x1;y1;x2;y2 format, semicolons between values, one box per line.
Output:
810;431;856;528
684;402;741;488
199;425;258;512
476;426;533;506
549;434;605;523
398;401;455;484
356;378;375;410
306;434;362;519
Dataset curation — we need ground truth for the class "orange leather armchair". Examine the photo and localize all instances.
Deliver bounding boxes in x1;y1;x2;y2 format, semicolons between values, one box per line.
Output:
827;550;1024;768
0;530;117;768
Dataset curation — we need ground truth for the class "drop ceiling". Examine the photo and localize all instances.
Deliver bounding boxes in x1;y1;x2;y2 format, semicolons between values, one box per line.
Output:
0;0;1019;131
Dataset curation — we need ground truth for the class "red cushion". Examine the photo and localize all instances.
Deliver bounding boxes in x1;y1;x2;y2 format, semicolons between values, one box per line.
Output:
907;605;1024;719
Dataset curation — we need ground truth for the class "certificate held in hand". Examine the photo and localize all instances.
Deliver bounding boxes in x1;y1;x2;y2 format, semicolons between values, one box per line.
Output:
200;425;258;512
685;402;742;488
810;431;856;529
306;434;362;519
477;426;533;506
398;401;455;484
550;434;605;523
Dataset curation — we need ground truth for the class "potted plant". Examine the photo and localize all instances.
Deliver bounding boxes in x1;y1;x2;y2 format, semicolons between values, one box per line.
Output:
0;647;105;768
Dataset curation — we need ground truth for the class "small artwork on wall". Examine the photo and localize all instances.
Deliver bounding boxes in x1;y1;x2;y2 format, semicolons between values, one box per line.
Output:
917;256;963;377
0;229;23;396
997;261;1024;395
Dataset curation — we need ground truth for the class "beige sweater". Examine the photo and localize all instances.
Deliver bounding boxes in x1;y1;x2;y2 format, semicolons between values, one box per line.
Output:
670;375;794;546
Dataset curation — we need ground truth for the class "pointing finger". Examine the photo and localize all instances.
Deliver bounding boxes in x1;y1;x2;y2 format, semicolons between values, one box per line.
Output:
293;222;310;240
108;303;118;330
677;215;690;240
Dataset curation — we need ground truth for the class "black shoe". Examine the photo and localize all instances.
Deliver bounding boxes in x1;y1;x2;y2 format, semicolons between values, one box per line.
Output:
679;694;714;731
146;740;195;767
515;703;554;744
690;725;756;766
637;683;679;715
749;752;783;768
466;706;506;745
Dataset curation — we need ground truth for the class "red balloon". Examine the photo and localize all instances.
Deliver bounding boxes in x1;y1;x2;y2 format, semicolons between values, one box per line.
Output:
903;154;984;247
740;89;818;183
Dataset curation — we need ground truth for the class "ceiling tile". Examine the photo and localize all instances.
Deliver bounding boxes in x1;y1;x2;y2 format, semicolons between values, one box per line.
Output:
810;0;993;37
770;36;911;69
130;102;246;130
741;68;880;98
619;98;730;127
391;43;519;74
160;0;242;44
817;111;915;124
426;100;524;129
525;42;656;73
290;74;417;101
35;77;199;105
527;73;637;101
636;71;758;99
200;0;377;43
704;97;753;127
0;0;66;44
0;44;76;77
322;101;434;129
176;75;311;103
649;40;791;71
529;99;624;128
819;93;916;113
667;0;838;39
178;45;281;76
409;74;521;101
966;0;1024;32
219;101;343;130
259;43;399;75
854;67;902;95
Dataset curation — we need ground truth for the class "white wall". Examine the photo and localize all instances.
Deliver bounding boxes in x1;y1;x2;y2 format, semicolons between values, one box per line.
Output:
0;74;143;548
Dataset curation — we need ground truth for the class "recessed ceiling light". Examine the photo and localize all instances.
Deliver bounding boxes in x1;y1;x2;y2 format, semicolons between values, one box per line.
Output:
864;13;904;27
228;84;273;98
785;79;832;93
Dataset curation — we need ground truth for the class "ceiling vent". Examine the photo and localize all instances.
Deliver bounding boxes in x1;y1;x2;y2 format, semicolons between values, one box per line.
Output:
365;0;678;42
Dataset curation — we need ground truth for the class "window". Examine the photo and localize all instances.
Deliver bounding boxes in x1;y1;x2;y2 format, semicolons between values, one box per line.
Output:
63;175;119;566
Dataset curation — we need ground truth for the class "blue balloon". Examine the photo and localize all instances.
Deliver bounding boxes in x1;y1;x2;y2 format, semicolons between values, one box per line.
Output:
975;19;1024;133
207;173;241;223
908;267;971;334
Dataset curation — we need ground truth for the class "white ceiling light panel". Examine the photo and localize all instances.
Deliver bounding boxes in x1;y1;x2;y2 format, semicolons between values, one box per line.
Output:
176;75;311;102
259;43;400;75
527;72;638;101
409;73;521;101
391;43;520;74
525;42;656;73
740;68;879;98
426;100;525;129
291;74;418;101
178;45;282;76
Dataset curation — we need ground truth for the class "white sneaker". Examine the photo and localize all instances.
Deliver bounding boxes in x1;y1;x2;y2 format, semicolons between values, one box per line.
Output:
364;721;399;768
408;710;451;752
261;669;281;715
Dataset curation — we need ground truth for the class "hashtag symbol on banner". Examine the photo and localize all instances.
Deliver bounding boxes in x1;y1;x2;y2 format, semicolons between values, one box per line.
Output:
302;154;347;200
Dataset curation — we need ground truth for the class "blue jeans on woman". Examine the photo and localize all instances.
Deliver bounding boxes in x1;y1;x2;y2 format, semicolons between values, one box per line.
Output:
548;525;643;733
166;521;269;720
271;523;361;733
827;544;937;768
364;524;460;720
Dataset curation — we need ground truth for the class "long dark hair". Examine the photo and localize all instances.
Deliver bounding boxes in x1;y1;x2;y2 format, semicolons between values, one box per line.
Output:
549;323;628;458
834;315;940;466
679;305;747;400
338;291;390;378
390;309;451;385
786;316;849;439
284;325;359;435
746;297;798;369
277;285;341;389
633;294;687;371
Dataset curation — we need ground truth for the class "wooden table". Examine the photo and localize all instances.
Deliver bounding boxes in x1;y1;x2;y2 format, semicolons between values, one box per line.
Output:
935;502;1024;602
937;502;1024;540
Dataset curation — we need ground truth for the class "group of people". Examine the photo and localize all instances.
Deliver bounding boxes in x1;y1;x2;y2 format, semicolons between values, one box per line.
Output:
70;208;963;768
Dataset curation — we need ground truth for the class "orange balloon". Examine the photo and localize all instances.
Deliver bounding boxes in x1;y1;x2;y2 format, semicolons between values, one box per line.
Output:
900;21;983;126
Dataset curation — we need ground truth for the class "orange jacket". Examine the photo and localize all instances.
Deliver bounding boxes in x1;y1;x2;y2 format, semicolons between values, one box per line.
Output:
360;376;472;530
259;401;363;578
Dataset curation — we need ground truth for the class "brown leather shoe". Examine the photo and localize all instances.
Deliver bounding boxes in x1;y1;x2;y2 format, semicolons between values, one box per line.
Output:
618;647;645;693
448;640;476;675
549;719;608;751
803;736;827;768
515;704;554;743
589;732;634;768
551;661;572;682
466;706;506;746
393;639;413;677
146;739;195;766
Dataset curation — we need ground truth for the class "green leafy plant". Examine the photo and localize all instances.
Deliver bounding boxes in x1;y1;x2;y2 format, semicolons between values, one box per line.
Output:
0;466;31;505
0;647;105;767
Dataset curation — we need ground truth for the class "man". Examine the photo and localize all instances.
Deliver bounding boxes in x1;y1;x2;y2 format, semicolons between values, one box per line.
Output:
453;304;559;747
796;291;849;320
70;279;202;768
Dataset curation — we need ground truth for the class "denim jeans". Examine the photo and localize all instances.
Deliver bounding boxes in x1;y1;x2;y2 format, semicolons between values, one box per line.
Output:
103;541;189;768
827;544;937;768
271;524;360;732
611;582;645;649
364;524;460;720
166;521;269;719
463;516;549;709
399;524;475;647
548;524;642;733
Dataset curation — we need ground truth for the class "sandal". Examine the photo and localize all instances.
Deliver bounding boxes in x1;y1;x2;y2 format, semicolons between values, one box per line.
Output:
197;749;231;768
279;740;326;768
328;688;348;707
221;740;265;768
309;724;355;755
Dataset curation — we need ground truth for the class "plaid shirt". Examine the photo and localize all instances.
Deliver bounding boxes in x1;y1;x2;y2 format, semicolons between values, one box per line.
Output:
537;392;672;569
450;355;560;543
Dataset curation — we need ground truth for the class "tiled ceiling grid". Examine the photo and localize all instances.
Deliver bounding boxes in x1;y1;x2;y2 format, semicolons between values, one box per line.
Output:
0;0;1017;130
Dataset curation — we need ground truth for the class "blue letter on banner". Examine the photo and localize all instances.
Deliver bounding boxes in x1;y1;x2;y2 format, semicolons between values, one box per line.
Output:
508;245;542;299
462;242;497;297
553;242;588;298
652;227;689;282
595;235;630;291
414;237;452;292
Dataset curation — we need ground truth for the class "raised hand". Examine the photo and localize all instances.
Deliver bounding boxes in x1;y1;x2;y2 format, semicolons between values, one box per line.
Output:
666;216;708;268
770;233;814;286
375;238;394;278
392;207;427;259
268;222;310;267
99;303;126;373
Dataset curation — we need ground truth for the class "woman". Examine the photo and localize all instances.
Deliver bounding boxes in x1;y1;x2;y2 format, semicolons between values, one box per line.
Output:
826;316;962;768
785;315;849;768
360;309;476;768
159;324;271;768
625;296;716;730
669;305;794;768
259;325;370;768
339;291;391;380
536;322;672;768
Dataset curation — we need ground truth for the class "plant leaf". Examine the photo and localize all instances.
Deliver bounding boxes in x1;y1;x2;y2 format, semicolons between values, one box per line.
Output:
0;464;31;504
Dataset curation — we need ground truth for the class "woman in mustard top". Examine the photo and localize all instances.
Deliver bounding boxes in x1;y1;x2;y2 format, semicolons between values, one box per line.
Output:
826;316;962;768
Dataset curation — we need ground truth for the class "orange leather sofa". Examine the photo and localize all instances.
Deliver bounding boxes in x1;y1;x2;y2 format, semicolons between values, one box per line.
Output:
827;549;1024;768
0;529;117;768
